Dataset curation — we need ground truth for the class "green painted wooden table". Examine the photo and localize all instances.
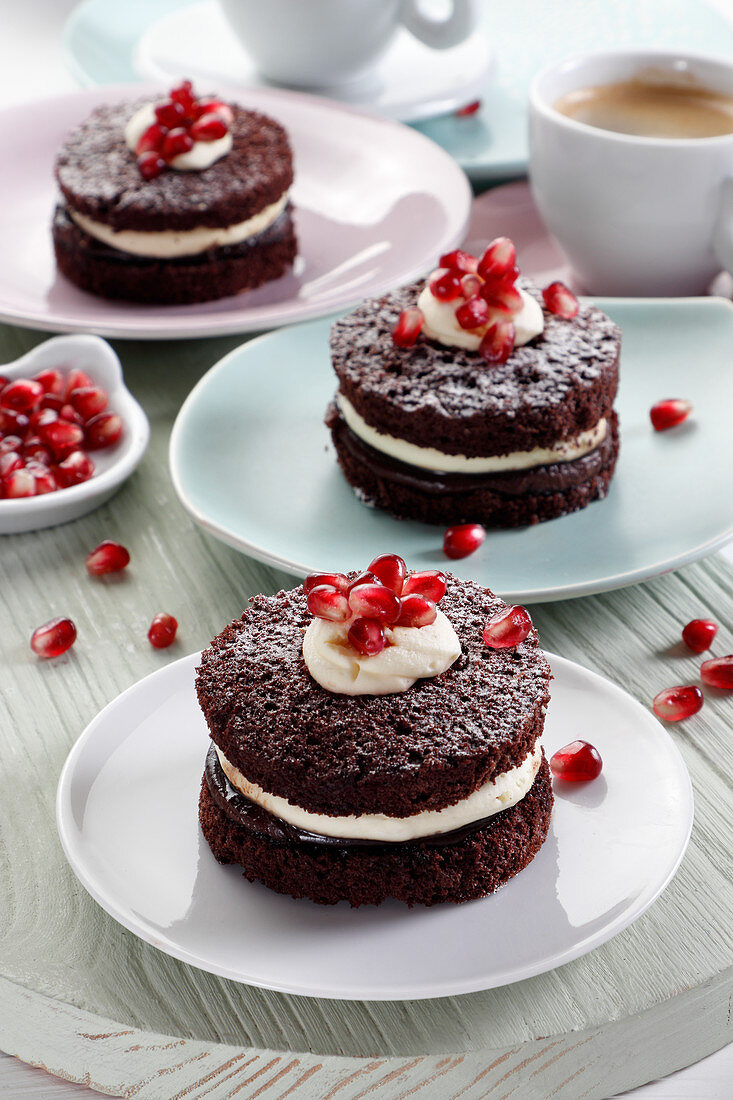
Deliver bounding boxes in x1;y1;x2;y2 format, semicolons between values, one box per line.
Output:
0;323;731;1099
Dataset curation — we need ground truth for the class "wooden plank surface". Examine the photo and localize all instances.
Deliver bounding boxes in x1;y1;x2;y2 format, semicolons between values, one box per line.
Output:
0;322;731;1099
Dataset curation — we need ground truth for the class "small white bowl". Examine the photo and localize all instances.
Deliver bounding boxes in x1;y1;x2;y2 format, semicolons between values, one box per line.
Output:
0;335;149;533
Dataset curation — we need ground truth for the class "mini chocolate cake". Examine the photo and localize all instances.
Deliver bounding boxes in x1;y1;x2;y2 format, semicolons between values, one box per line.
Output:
53;86;296;304
327;258;621;527
196;571;553;907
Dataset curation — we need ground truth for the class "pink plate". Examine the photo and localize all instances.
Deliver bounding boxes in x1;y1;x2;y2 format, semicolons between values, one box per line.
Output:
0;84;471;340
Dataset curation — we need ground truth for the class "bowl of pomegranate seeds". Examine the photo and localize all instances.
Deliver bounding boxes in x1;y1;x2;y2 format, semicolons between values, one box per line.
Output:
0;334;149;533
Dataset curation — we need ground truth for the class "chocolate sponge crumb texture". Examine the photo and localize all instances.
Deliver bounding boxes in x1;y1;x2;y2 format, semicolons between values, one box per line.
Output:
327;281;621;527
195;577;554;907
53;99;297;304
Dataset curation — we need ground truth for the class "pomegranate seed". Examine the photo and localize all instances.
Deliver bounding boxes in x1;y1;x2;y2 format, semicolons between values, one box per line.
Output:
700;655;733;690
542;281;579;320
347;617;386;656
477;237;516;280
30;406;58;431
303;571;349;595
443;522;486;559
148;612;178;649
138;152;166;180
439;249;478;274
347;570;380;593
22;438;52;464
482;605;532;649
367;553;406;594
0;409;29;435
56;449;95;487
30;616;76;658
63;368;94;399
154;100;185;128
135;122;167;155
161;127;194;161
456;295;491;330
653;684;703;720
38;418;84;458
170;80;195;111
402;569;447;603
460;273;482;299
2;468;35;497
550;740;603;782
31;466;56;494
0;378;43;412
0;434;23;454
0;451;24;476
348;583;401;623
85;539;130;575
70;386;108;421
196;99;233;125
682;618;718;653
429;271;462;302
34;368;65;395
480;281;523;315
190;113;229;141
395;594;437;628
455;99;481;117
479;321;516;364
307;584;350;622
85;412;122;450
650;399;693;431
60;403;84;426
39;393;64;413
392;308;424;348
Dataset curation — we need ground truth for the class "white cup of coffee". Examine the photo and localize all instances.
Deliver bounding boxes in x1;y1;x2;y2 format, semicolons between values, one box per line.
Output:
218;0;478;88
529;50;733;296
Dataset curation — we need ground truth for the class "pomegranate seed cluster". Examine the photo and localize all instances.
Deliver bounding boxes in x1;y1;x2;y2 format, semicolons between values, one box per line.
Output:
304;553;448;657
390;237;579;363
652;617;732;720
134;80;233;180
0;367;123;500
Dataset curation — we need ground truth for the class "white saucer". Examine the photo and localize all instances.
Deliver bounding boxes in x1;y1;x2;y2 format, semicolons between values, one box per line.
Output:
134;0;494;122
56;650;692;1000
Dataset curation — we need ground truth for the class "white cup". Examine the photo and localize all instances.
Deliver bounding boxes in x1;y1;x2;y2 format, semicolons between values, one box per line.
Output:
529;50;733;296
218;0;478;89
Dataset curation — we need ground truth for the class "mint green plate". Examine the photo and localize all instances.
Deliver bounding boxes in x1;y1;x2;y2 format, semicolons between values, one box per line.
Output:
169;298;733;603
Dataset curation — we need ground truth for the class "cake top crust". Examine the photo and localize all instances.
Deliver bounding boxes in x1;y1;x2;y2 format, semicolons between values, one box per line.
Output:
330;281;621;457
55;100;294;232
195;576;551;818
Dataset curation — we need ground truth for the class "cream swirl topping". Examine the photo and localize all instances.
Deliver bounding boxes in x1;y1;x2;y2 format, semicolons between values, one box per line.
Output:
125;102;232;170
302;609;461;696
417;271;544;351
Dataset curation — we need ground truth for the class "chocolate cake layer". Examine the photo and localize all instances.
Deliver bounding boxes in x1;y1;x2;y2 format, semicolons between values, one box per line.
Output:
52;203;297;304
195;577;551;819
199;754;553;906
328;405;620;526
56;101;294;232
330;282;620;456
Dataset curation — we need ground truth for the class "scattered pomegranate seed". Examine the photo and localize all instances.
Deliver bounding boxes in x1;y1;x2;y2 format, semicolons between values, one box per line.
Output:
700;655;733;690
138;152;166;180
479;321;516;364
439;249;478;274
483;605;532;649
30;616;76;658
154;100;186;128
85;412;123;450
34;368;65;396
395;594;437;628
542;281;580;319
392;308;424;348
69;386;108;421
148;612;178;649
85;539;130;575
402;569;447;603
2;468;35;498
477;237;516;281
429;271;462;302
550;741;603;782
347;617;386;656
455;99;481;117
38;418;85;458
0;378;44;413
455;296;490;331
307;585;350;622
190;114;229;141
443;522;486;559
682;618;718;653
368;553;406;594
348;583;401;623
303;571;349;595
136;122;167;156
652;684;704;721
650;398;693;431
56;450;95;487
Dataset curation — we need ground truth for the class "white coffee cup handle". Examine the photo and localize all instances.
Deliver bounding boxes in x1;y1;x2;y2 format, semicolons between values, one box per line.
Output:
400;0;477;49
713;177;733;277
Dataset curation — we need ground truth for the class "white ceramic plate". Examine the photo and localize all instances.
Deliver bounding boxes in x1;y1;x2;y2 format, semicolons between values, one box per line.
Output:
169;297;733;604
56;650;693;1001
0;336;149;533
0;84;470;339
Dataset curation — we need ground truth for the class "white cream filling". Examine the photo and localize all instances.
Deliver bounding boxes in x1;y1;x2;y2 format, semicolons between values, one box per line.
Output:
216;742;543;843
338;394;607;474
417;275;544;350
69;192;289;259
124;102;232;171
302;608;461;696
